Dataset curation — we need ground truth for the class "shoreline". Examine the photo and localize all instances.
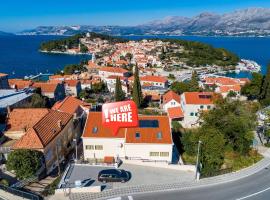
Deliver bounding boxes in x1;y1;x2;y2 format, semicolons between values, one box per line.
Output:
39;50;91;56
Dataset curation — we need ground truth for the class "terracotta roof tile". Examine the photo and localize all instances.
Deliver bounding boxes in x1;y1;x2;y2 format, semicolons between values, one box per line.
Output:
163;90;180;104
32;82;59;93
52;96;90;114
6;108;49;132
8;79;33;89
82;112;172;144
12;110;73;149
167;107;184;119
99;67;128;74
183;92;214;105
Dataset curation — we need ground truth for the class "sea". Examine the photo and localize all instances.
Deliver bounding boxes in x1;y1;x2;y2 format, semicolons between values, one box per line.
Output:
0;35;269;79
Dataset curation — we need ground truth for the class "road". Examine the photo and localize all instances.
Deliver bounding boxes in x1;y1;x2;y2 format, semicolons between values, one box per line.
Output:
114;165;270;200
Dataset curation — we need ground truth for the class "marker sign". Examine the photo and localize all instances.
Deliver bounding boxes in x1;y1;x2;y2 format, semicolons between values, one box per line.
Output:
102;100;139;136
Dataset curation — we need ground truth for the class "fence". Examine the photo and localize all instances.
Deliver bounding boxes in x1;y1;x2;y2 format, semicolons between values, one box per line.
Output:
0;184;42;200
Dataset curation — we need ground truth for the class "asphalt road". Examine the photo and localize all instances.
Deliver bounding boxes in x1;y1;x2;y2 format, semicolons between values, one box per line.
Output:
122;165;270;200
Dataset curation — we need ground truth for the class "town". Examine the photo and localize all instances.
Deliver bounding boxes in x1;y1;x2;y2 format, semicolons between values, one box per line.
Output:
0;32;269;200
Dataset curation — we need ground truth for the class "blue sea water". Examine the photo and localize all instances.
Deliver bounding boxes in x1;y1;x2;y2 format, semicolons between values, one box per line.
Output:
0;35;90;78
0;35;269;79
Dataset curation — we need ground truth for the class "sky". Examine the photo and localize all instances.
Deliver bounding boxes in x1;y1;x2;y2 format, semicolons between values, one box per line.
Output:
1;0;270;32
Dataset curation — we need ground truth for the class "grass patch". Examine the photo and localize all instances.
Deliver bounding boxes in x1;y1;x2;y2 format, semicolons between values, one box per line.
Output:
181;153;196;165
224;150;263;172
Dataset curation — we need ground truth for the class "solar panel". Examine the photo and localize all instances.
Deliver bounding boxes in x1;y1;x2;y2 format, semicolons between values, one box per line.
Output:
139;120;159;128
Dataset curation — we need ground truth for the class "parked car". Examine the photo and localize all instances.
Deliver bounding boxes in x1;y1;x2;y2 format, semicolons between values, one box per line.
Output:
98;169;129;183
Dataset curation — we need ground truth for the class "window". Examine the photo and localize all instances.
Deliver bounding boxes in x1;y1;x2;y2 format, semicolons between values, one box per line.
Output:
150;152;159;157
139;120;159;128
92;126;98;133
157;132;162;139
195;113;198;116
95;145;103;150
190;112;194;116
135;132;140;138
207;105;211;109
160;152;169;157
200;105;204;109
85;145;94;150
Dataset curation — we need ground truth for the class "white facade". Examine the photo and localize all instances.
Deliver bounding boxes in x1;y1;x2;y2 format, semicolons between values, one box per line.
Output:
82;137;173;162
163;99;181;111
180;95;213;128
98;70;128;80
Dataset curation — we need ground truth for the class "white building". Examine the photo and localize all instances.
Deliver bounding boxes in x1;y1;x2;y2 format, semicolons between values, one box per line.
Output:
98;67;129;80
82;112;174;163
180;92;214;128
162;90;181;111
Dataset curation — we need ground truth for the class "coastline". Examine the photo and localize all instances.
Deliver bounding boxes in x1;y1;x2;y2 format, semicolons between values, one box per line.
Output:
39;50;91;56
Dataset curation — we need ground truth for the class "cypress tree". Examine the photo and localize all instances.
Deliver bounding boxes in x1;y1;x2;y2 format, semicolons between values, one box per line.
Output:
261;63;270;102
114;77;125;102
188;70;200;92
132;65;143;108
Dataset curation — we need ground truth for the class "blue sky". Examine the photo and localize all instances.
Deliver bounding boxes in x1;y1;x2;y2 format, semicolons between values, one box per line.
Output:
1;0;270;32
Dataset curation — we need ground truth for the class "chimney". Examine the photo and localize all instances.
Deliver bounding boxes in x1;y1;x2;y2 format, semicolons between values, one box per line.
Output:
57;120;62;129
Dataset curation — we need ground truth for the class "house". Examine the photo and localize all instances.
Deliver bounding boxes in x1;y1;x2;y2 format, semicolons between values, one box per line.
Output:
4;108;49;140
129;75;168;89
82;112;174;163
8;79;33;90
0;73;9;89
52;96;90;139
203;76;249;97
180;92;214;128
12;110;75;173
32;82;66;101
98;67;129;79
162;90;181;111
64;80;82;97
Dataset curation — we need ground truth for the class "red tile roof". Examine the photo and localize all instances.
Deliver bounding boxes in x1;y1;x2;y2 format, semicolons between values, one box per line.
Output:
163;90;180;104
82;112;172;144
99;67;128;74
32;82;59;93
65;80;80;87
183;92;214;105
129;75;167;83
13;110;73;149
6;108;49;132
167;107;184;119
52;96;90;114
8;79;33;89
219;85;241;93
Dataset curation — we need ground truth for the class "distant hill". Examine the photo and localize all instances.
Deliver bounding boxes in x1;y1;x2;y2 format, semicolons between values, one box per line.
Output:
0;31;14;36
19;8;270;36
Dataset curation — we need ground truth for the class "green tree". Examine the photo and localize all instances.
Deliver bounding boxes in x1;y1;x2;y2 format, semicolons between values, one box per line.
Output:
132;65;143;108
6;149;43;180
80;44;88;53
92;82;107;93
114;77;125;101
188;71;200;92
227;90;237;98
260;64;270;105
241;72;263;100
201;100;256;155
199;128;225;174
170;81;190;94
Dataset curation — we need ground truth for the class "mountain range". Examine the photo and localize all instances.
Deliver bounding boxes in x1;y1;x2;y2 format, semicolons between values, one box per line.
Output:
18;8;270;36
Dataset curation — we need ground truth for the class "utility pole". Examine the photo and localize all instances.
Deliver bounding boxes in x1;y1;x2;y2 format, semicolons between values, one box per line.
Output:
195;140;202;181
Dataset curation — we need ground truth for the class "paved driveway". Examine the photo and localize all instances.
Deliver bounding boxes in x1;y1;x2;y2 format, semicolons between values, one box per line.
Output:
63;163;194;190
113;163;194;188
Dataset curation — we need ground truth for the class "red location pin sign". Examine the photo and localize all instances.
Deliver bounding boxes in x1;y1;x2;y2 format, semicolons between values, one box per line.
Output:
102;100;139;136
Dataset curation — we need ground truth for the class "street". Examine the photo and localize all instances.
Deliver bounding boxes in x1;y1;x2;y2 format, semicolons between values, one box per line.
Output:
129;165;270;200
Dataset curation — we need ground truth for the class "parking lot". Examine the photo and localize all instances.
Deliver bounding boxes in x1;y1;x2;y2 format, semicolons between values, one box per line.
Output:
62;163;194;190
